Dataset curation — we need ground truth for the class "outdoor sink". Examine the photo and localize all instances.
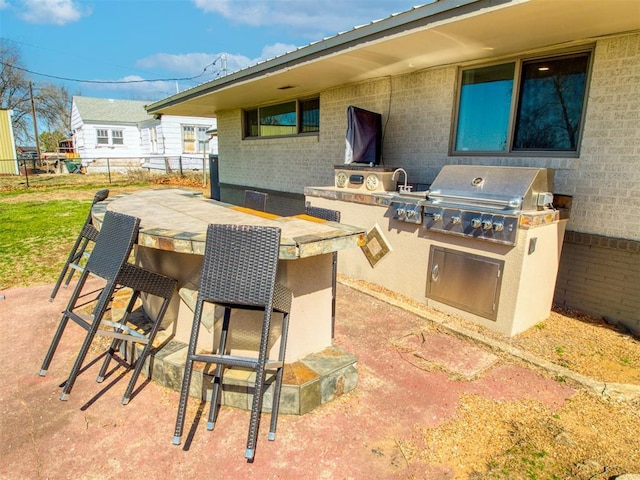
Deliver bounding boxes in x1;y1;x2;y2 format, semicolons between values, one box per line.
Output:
373;191;428;204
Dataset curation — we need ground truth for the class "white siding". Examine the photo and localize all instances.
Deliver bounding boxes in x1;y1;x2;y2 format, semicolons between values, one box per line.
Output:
71;98;217;171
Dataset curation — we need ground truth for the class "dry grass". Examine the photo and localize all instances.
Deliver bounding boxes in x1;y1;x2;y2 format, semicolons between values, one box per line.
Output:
340;276;640;479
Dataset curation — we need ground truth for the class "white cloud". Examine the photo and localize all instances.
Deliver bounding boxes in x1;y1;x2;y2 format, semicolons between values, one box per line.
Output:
136;42;298;79
136;53;221;77
19;0;88;26
192;0;426;36
0;0;10;10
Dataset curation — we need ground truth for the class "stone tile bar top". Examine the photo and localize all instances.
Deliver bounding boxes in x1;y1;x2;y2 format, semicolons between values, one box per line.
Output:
92;188;366;259
89;188;366;413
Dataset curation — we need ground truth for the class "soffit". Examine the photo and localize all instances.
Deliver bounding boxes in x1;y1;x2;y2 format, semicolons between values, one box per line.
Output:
147;0;640;117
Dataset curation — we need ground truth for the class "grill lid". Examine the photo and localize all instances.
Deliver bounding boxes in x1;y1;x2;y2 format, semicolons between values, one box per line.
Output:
427;165;554;212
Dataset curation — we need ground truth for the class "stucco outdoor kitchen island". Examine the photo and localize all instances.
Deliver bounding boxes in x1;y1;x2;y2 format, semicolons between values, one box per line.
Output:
91;188;366;414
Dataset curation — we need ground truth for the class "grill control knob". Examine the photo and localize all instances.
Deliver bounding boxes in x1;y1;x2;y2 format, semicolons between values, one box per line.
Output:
482;219;493;230
396;207;406;218
493;221;504;232
451;215;462;225
406;209;415;220
470;218;482;228
431;212;442;222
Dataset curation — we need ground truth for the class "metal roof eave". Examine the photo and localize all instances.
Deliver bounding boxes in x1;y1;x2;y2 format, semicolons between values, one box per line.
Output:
146;0;640;117
145;0;497;115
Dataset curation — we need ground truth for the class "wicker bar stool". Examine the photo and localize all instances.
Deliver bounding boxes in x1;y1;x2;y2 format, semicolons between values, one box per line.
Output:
95;262;177;404
172;224;292;461
244;189;268;211
50;189;109;301
304;205;341;338
39;210;178;404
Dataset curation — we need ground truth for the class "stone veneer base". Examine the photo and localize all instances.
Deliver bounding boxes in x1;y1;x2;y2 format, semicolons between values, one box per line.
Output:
130;332;358;415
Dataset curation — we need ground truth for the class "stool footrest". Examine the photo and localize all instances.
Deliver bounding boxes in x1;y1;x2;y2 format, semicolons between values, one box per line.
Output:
190;353;283;371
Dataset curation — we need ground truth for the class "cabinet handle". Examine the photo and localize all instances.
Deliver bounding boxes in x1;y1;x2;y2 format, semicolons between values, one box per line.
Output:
431;264;440;282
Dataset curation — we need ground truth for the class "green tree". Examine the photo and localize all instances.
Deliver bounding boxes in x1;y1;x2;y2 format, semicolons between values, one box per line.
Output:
39;131;66;152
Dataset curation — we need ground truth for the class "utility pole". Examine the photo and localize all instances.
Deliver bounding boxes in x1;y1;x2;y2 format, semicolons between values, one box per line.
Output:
29;82;42;162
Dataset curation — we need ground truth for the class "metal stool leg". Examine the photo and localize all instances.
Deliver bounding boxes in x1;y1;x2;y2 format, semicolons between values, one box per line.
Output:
173;299;205;445
268;310;290;441
96;291;139;383
207;307;231;430
121;295;172;405
60;291;112;400
40;272;91;375
245;309;274;461
49;236;89;302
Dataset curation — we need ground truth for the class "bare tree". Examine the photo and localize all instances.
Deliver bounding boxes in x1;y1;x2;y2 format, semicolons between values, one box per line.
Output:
0;42;31;143
0;40;71;146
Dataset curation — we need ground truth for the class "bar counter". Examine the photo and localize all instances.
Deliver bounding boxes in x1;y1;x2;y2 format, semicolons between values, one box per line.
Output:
91;188;366;414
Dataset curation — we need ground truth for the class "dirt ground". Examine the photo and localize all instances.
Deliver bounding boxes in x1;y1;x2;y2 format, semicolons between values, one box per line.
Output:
340;277;640;479
4;175;640;478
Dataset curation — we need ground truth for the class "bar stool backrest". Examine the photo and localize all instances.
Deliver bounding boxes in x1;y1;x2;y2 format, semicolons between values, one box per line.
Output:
49;188;111;301
81;188;110;239
199;224;280;308
86;211;140;282
244;190;268;212
304;204;340;338
305;205;341;223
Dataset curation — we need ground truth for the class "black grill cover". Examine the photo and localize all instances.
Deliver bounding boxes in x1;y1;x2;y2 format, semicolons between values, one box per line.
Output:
344;106;382;165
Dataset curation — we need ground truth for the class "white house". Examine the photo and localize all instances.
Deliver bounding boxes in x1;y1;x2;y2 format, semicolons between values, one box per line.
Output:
147;0;640;333
70;96;217;173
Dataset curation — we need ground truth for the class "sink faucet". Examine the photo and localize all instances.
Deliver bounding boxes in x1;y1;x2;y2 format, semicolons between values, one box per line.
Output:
392;168;412;193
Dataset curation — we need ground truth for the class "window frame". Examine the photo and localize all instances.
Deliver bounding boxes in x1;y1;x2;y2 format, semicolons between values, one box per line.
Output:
242;97;320;139
111;129;124;145
149;126;158;153
96;129;109;145
96;128;124;146
182;125;209;153
451;47;593;157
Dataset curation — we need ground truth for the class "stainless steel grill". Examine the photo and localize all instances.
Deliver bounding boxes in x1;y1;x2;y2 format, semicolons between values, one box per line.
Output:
423;165;554;246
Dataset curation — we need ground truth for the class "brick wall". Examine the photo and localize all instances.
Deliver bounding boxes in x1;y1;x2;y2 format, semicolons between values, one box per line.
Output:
215;32;640;330
556;232;640;333
554;33;640;241
216;70;458;195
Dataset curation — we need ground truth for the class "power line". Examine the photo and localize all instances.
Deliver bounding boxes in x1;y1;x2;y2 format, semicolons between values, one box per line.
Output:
0;58;225;85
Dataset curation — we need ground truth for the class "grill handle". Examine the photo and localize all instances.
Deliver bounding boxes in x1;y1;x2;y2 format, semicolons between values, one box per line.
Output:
431;264;440;282
430;193;522;209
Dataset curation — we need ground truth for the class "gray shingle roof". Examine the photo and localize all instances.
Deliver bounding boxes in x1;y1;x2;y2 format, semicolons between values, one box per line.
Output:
73;96;152;124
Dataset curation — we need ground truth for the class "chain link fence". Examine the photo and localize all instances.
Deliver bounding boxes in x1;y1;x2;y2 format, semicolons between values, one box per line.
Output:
0;155;210;188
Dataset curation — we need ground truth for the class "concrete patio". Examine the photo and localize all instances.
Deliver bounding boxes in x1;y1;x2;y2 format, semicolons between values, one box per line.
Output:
1;280;580;479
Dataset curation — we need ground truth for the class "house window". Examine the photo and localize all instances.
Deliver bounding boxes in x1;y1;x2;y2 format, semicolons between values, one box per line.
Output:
243;97;320;138
111;129;123;145
149;127;158;153
197;126;208;153
300;98;320;133
96;128;124;146
96;129;109;145
453;50;591;154
182;126;195;153
182;125;208;153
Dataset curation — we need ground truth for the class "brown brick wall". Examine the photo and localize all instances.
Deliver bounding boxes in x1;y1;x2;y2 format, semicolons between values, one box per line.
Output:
555;231;640;333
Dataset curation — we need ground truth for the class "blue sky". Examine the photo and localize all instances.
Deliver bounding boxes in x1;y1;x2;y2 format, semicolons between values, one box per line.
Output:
1;0;428;102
